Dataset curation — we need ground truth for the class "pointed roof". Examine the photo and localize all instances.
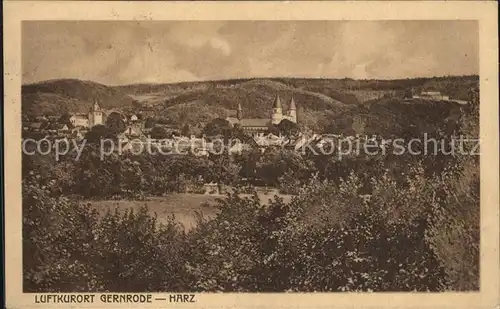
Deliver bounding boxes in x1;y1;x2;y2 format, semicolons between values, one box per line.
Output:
237;102;243;120
289;96;296;110
273;94;282;109
92;101;101;111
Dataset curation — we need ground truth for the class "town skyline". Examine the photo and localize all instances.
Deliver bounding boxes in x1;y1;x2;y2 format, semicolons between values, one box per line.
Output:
23;20;478;86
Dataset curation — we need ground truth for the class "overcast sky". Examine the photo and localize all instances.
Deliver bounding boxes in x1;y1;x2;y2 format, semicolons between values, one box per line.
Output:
22;20;478;85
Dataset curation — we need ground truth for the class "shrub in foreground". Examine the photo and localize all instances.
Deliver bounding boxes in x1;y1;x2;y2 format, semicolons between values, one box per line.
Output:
23;164;477;292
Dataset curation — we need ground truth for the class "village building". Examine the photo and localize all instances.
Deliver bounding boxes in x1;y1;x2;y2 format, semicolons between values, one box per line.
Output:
254;133;286;147
70;114;90;127
47;115;60;123
25;122;44;132
46;123;69;133
226;94;298;135
69;101;104;128
123;125;143;138
72;129;85;140
413;91;450;101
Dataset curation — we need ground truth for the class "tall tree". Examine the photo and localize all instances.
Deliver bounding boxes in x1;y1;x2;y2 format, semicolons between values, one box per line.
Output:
181;124;191;137
106;112;126;134
203;118;232;138
85;125;117;144
277;119;300;137
58;112;74;128
150;126;168;139
207;153;240;193
144;117;156;129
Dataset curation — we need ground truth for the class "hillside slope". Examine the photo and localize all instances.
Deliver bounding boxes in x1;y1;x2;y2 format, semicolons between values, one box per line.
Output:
157;79;348;121
22;76;477;136
324;98;464;137
22;79;136;116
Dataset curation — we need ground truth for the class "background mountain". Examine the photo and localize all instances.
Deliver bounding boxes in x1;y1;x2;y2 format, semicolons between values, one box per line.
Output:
22;75;478;136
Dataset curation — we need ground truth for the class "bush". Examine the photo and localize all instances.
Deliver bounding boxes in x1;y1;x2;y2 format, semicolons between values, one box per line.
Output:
425;91;480;291
179;172;448;292
23;174;188;292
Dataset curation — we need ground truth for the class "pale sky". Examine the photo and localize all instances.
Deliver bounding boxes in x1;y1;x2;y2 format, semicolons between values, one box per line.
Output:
22;20;478;85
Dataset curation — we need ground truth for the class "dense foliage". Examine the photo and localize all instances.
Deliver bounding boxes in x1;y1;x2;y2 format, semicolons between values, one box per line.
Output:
22;89;479;292
23;159;476;292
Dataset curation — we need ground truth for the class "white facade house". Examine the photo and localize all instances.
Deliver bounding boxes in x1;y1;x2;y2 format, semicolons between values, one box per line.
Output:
70;114;89;127
69;101;104;128
413;91;450;101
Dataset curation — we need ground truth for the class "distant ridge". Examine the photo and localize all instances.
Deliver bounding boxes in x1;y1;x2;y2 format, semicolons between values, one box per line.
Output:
22;76;477;136
22;79;136;116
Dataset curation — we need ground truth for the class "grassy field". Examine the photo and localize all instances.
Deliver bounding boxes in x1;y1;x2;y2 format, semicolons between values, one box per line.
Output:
86;192;293;231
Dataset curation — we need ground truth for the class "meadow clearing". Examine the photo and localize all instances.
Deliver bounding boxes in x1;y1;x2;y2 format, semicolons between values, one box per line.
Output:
86;191;294;230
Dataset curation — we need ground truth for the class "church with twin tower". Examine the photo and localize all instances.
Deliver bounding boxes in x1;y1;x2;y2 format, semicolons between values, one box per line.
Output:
226;94;298;134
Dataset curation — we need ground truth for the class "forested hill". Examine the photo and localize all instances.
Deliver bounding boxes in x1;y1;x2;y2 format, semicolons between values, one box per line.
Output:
22;79;137;116
22;75;478;135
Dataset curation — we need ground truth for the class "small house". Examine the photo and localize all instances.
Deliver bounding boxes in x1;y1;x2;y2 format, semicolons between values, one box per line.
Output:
29;122;44;132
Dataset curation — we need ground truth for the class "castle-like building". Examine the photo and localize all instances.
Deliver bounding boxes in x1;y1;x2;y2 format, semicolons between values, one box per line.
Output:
70;101;104;128
226;94;297;134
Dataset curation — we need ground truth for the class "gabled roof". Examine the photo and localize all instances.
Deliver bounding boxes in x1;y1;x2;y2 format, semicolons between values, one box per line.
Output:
29;122;43;129
153;123;177;129
92;101;102;111
73;114;89;119
239;118;270;128
226;117;240;126
226;110;238;118
47;123;69;130
266;133;282;140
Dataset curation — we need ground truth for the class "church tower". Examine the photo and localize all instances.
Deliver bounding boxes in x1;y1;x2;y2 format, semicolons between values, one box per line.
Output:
237;101;243;120
271;94;283;125
288;96;297;123
88;101;103;127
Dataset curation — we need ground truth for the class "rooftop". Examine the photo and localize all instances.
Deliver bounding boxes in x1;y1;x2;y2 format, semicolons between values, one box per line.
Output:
273;94;282;109
239;118;271;128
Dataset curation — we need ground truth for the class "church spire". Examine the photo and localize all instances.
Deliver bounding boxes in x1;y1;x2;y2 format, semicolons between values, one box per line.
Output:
289;96;296;111
288;96;297;123
271;93;283;125
93;100;101;111
237;101;243;120
273;94;282;109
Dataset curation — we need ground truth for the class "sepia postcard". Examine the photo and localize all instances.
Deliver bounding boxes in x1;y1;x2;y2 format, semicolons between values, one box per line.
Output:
3;1;499;309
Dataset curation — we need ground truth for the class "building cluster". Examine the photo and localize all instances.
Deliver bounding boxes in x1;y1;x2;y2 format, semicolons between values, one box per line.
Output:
115;131;390;158
412;91;468;104
23;93;308;155
21;92;403;159
23;102;141;137
69;102;105;128
113;93;304;154
23;115;70;134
